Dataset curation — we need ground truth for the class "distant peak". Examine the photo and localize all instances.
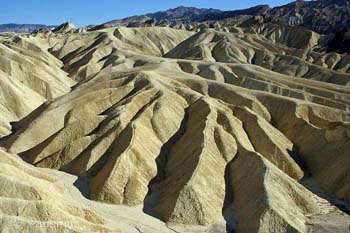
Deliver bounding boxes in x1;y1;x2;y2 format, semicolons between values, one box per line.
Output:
52;21;76;33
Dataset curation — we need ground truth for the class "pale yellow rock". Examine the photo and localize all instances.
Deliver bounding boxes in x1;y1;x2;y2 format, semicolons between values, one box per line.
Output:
166;29;350;85
230;149;335;233
0;148;119;233
0;26;349;233
0;36;75;137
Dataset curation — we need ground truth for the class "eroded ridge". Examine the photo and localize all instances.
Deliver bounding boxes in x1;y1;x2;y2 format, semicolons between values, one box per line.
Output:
1;25;350;233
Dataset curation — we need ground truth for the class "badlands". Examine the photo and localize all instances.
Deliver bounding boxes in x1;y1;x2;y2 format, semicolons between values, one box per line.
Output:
1;3;350;233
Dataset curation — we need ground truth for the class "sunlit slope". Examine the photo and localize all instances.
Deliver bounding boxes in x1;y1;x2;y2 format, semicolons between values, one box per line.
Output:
1;26;350;233
0;36;75;136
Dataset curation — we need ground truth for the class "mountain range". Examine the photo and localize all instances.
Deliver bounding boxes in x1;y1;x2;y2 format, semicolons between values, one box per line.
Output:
72;0;350;34
0;23;55;33
2;0;350;34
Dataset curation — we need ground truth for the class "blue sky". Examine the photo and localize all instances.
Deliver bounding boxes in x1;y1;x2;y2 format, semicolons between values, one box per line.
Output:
0;0;294;27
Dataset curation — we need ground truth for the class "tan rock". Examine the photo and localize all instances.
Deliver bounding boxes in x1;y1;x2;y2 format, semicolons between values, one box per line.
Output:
1;26;349;233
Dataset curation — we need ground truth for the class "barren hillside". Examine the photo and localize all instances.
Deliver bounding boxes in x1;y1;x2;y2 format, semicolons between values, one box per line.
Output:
0;10;350;233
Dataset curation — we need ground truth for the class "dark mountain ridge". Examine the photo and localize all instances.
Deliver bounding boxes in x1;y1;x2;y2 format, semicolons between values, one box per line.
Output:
145;6;222;21
2;0;350;34
0;23;55;33
267;0;350;34
97;0;350;34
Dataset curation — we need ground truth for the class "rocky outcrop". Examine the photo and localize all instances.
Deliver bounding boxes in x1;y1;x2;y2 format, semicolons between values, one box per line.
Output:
266;0;350;34
52;22;76;33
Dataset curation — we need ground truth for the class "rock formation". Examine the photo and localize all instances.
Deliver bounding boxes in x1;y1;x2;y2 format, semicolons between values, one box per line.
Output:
52;22;76;33
0;35;74;137
0;148;119;232
1;5;350;232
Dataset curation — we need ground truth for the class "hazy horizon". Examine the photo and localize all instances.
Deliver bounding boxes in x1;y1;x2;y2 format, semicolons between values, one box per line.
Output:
1;0;294;27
